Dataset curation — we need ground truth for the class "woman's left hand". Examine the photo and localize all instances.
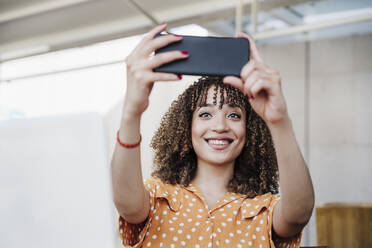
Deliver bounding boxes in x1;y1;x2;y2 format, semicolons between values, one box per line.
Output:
223;32;289;125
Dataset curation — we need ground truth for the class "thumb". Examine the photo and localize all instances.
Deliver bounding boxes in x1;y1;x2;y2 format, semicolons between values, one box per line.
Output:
223;76;244;92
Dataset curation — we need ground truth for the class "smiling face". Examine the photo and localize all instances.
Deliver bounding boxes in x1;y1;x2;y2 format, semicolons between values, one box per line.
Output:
191;86;246;167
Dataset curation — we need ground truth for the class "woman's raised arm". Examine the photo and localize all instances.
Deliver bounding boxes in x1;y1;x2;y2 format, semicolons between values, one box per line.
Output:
111;23;188;224
223;32;314;237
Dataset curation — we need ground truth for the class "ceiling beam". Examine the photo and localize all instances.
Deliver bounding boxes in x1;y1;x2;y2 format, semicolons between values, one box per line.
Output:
254;12;372;40
157;0;318;29
267;6;304;26
0;0;96;24
0;0;319;62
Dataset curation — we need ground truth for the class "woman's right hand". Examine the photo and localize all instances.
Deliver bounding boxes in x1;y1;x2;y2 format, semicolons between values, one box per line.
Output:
123;23;189;117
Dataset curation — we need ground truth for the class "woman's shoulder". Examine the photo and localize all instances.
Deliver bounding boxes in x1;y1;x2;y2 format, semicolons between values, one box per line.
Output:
143;177;183;211
143;177;181;190
239;192;280;218
241;192;280;201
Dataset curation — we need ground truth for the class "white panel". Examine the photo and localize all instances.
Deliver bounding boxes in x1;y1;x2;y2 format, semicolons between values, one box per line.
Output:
355;72;372;144
0;113;116;248
310;144;372;203
310;73;355;145
310;35;354;76
354;33;372;72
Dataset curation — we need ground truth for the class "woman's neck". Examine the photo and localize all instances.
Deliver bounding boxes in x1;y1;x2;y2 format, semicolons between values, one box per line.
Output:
192;159;234;194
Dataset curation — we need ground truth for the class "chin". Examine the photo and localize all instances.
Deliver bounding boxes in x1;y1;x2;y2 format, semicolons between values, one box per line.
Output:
204;156;237;166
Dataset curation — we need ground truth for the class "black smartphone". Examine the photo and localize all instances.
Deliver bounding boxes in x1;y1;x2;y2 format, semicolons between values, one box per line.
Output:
154;34;250;77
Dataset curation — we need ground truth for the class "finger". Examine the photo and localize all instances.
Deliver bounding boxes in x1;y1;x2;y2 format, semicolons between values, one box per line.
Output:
237;32;263;63
240;60;257;80
135;71;181;85
146;50;189;69
134;23;168;53
250;79;274;99
141;34;182;57
243;70;259;99
147;22;168;40
223;76;244;92
151;72;182;82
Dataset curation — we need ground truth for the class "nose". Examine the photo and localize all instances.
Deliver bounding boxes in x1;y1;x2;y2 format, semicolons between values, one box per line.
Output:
211;114;229;133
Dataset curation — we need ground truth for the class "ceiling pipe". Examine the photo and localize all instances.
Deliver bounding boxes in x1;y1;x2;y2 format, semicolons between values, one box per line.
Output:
125;0;161;25
125;0;174;33
251;0;259;36
235;0;243;34
254;13;372;40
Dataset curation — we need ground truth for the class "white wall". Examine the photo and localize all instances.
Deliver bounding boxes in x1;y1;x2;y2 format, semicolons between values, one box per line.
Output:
0;113;116;248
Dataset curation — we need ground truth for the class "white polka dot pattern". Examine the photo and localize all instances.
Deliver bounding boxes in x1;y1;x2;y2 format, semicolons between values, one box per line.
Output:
118;178;302;247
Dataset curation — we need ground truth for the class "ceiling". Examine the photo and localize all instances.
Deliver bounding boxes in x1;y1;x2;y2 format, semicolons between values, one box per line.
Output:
0;0;371;62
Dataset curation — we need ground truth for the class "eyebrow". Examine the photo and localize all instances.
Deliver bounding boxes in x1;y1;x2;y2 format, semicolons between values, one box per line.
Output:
198;104;214;108
199;103;241;108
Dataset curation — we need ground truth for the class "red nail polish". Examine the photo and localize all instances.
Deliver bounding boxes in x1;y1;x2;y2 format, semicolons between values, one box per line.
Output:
177;75;182;80
174;34;182;37
181;51;189;55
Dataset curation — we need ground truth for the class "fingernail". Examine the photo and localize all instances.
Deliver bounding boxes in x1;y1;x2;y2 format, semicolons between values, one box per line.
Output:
178;75;182;80
174;34;182;38
245;94;254;100
181;51;189;55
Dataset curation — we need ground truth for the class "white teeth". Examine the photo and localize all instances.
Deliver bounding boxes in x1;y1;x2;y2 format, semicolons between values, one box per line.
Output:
208;139;229;145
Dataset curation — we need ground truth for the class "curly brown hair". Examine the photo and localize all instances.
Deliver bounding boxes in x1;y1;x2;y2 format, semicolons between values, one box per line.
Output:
151;76;279;197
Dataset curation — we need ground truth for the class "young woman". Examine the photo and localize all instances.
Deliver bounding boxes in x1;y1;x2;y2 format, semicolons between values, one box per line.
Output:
111;23;315;248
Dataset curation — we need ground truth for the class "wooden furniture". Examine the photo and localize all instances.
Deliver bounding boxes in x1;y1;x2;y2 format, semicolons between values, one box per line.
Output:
301;246;329;248
316;202;372;248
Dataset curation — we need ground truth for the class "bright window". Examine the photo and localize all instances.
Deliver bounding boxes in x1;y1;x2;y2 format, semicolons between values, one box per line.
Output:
0;24;207;120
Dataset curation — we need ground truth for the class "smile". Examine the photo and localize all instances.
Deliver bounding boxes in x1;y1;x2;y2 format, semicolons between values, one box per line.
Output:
205;138;233;150
208;139;230;145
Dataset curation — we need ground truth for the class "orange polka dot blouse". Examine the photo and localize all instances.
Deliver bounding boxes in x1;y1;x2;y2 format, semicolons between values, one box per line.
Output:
118;178;302;248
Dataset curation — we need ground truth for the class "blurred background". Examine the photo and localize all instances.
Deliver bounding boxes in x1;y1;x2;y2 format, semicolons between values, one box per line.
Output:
0;0;371;247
